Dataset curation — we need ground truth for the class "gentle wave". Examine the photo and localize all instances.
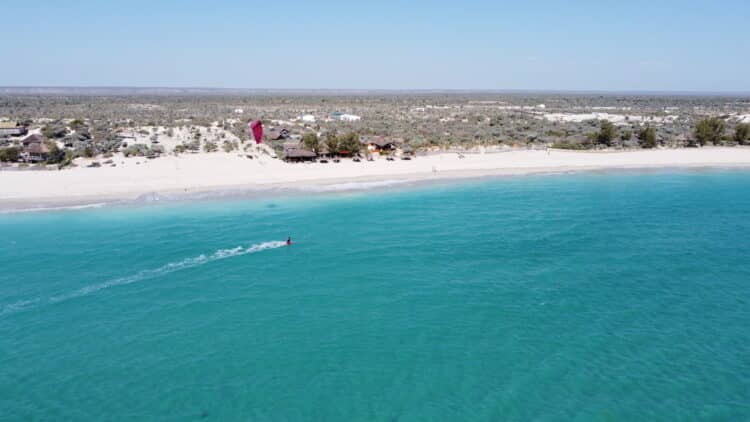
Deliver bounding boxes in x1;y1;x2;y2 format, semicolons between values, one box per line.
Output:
300;179;412;192
0;241;287;317
0;202;109;214
1;180;417;214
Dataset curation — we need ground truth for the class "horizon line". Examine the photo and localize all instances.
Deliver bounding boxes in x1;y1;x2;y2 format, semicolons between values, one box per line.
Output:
1;86;749;97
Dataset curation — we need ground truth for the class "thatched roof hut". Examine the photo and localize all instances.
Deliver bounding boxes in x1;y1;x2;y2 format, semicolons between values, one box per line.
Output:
23;141;50;162
282;140;302;150
284;148;317;162
362;136;398;150
25;142;50;154
22;134;44;145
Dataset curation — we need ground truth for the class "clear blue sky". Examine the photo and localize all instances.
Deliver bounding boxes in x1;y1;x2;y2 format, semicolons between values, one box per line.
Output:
2;0;748;92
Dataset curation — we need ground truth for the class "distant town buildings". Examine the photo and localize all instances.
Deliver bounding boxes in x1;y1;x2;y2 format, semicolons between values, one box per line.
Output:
339;114;361;122
329;112;362;122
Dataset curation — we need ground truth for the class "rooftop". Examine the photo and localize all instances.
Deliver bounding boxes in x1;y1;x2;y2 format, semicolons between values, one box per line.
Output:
363;136;398;147
25;142;50;154
22;134;44;144
285;148;317;158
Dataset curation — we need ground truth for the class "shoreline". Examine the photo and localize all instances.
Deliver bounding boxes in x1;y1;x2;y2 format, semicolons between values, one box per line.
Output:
2;148;750;212
3;164;750;214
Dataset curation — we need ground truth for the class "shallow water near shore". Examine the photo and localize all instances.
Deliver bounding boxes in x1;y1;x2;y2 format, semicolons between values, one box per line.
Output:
2;170;750;420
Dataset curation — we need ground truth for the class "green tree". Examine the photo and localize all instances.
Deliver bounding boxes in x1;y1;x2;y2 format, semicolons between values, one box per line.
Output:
621;130;632;141
186;140;200;151
69;119;86;130
203;141;218;153
0;147;21;162
694;118;726;146
42;124;68;139
45;141;66;164
637;127;658;149
596;120;616;146
302;133;319;152
325;132;340;155
584;132;597;147
337;132;361;155
732;123;750;145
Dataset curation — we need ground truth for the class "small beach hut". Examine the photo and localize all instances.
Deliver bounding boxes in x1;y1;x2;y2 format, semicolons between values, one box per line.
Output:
363;136;398;153
22;134;44;146
284;148;317;162
23;141;50;162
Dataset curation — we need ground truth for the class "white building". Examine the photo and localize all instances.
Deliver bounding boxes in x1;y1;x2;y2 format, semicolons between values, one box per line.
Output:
301;114;316;123
339;114;361;122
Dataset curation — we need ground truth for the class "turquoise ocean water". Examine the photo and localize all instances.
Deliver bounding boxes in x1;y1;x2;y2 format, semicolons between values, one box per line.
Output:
2;170;750;420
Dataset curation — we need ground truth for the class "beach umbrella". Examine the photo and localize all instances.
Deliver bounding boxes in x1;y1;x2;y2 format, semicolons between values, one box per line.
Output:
249;120;263;144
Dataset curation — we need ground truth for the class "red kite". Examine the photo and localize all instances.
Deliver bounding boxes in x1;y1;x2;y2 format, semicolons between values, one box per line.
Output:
249;120;263;144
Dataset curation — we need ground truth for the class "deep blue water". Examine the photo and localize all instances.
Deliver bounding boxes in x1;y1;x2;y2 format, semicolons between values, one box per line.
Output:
2;170;750;420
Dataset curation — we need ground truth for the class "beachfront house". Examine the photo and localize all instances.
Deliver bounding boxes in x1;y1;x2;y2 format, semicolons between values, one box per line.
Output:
282;139;317;162
0;121;28;138
22;134;44;146
284;148;317;162
20;135;50;163
362;136;398;153
23;142;50;162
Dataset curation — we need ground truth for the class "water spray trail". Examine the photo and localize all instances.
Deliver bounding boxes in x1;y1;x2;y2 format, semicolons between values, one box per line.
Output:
1;241;287;317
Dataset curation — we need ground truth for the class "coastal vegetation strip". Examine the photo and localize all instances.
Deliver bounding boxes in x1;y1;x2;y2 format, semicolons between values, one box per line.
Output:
0;94;749;170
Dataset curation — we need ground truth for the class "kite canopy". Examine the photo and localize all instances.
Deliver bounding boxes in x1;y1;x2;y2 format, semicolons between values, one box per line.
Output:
249;120;263;144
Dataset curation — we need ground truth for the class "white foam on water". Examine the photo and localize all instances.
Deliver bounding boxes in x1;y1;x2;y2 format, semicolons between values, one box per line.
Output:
0;241;287;317
0;202;108;214
300;179;412;192
0;298;41;316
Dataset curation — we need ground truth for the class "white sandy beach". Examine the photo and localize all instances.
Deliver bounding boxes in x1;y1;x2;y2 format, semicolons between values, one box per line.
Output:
2;147;750;209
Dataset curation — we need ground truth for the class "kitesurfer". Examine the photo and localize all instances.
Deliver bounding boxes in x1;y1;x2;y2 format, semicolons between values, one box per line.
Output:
286;236;292;246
